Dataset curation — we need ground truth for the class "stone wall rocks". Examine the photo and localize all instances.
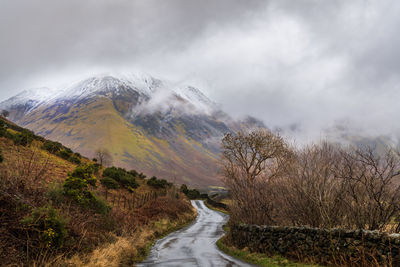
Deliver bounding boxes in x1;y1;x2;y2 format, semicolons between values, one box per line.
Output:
230;224;400;266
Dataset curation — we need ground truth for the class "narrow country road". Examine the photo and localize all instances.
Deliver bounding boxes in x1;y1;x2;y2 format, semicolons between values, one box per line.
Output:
137;200;255;267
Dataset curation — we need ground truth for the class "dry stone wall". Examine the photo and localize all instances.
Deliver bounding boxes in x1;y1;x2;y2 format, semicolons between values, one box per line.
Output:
230;224;400;266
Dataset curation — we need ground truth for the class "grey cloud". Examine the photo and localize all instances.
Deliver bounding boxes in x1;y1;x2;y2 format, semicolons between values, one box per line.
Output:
1;0;400;141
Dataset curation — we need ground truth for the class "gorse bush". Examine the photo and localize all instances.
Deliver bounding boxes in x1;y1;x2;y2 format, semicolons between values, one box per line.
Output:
43;140;82;164
0;118;41;144
70;164;98;186
56;149;71;160
180;184;205;199
42;140;63;153
128;169;138;177
102;166;139;191
21;205;67;249
68;155;81;164
180;184;189;194
186;189;201;199
119;175;138;189
100;177;120;189
63;164;110;214
102;166;127;180
186;189;200;199
12;129;34;146
147;176;171;189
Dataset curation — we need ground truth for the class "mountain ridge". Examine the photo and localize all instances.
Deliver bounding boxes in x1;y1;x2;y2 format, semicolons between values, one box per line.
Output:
0;73;264;188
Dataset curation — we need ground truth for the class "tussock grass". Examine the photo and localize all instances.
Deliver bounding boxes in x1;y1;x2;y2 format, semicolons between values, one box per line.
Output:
64;207;196;267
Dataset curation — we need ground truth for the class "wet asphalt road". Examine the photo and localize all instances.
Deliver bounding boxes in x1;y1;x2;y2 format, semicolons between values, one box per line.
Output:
137;200;255;267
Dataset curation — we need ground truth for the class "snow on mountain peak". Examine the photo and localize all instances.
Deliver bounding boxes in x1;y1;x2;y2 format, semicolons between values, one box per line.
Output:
0;73;217;115
0;87;59;110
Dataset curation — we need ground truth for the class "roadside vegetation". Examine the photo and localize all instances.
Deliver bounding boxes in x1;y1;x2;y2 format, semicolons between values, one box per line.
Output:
217;234;320;267
220;129;400;266
0;116;196;266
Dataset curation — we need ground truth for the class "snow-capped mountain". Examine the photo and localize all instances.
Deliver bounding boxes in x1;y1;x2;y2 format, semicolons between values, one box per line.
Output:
0;87;59;113
0;74;264;187
2;74;216;115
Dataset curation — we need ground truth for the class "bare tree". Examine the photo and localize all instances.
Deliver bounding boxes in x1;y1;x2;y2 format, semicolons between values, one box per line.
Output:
222;129;400;232
276;142;346;228
335;146;400;231
221;129;293;225
94;148;112;166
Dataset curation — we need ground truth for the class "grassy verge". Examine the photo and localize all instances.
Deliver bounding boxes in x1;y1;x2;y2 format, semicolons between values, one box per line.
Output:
64;206;197;267
217;233;321;267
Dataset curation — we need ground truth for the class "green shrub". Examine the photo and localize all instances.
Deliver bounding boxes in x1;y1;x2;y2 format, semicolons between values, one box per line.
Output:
12;129;34;146
180;184;189;194
128;169;138;177
63;175;89;195
63;176;109;214
119;175;139;189
100;177;119;189
69;164;97;186
103;166;139;190
68;155;81;164
43;141;81;164
147;176;171;189
102;166;126;181
21;205;67;249
63;165;109;214
56;149;72;160
186;189;201;199
42;140;63;153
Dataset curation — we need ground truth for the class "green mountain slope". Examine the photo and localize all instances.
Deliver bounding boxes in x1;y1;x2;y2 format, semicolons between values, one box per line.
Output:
0;74;266;188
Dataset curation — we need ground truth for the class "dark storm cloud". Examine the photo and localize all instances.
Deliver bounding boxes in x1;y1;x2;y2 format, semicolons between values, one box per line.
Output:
1;0;400;141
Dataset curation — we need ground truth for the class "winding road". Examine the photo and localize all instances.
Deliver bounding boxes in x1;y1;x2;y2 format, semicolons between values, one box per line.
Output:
138;200;255;267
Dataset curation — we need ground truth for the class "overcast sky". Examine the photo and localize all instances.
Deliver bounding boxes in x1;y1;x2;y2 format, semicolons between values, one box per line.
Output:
1;0;400;141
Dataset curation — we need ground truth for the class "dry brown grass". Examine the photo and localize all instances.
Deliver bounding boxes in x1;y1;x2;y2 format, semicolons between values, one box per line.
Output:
0;137;77;183
0;129;197;266
63;199;196;267
1;170;195;267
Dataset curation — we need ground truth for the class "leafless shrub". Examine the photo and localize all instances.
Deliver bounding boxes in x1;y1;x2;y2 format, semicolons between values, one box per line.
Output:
94;148;113;166
221;129;293;225
222;130;400;233
335;146;400;231
275;142;347;228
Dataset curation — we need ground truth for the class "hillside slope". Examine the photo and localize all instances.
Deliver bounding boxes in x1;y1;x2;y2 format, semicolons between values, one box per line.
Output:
0;74;264;188
0;116;196;266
